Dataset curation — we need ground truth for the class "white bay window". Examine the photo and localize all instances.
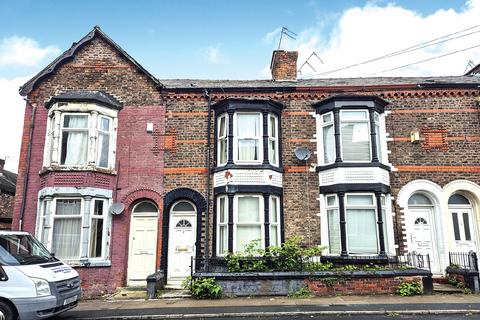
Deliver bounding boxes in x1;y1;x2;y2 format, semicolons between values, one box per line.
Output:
345;194;377;254
60;114;89;166
235;195;263;252
235;113;262;163
340;110;371;162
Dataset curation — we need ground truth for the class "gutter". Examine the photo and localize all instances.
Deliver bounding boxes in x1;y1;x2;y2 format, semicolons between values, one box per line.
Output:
203;89;212;271
19;99;37;231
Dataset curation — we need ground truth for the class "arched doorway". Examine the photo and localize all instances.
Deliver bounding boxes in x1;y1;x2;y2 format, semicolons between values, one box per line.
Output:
407;193;440;272
167;200;197;287
448;194;477;253
127;201;159;286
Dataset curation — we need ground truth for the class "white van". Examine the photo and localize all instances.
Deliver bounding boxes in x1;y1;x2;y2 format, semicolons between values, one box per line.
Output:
0;231;81;320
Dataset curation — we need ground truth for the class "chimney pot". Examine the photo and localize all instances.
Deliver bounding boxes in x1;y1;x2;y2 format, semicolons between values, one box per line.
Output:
270;50;298;81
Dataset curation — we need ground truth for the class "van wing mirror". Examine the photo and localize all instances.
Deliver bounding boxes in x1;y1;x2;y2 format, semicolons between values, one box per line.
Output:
0;266;8;282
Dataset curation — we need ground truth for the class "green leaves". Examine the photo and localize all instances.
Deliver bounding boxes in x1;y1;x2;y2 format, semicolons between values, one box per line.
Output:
182;276;222;299
396;280;422;296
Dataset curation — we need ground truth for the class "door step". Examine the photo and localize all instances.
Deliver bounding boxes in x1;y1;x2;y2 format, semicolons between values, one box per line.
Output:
108;287;147;300
158;289;191;299
433;283;465;294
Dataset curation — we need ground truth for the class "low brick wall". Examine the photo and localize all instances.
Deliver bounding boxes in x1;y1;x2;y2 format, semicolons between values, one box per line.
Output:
446;267;479;293
194;269;431;297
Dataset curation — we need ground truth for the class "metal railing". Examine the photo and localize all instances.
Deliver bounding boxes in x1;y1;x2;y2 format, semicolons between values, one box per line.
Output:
449;251;479;271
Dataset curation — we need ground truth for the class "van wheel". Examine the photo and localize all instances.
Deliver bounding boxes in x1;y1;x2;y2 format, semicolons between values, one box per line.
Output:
0;301;15;320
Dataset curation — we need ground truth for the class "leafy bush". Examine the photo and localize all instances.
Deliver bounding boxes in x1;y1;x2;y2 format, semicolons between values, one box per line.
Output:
182;276;222;299
288;286;313;298
396;280;422;296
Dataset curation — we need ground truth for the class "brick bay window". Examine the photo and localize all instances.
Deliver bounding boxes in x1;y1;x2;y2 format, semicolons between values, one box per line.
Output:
37;187;112;266
43;90;122;171
216;193;282;255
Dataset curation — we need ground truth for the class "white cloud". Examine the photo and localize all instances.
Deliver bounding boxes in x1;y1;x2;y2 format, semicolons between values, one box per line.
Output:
0;36;60;67
265;0;480;78
0;76;30;173
203;44;228;64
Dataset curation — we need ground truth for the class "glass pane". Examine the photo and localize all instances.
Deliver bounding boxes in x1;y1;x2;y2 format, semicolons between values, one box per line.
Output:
89;218;103;258
238;139;259;161
218;197;226;223
219;139;227;164
100;117;110;131
237;114;260;137
269;140;277;164
98;132;109;167
94;200;104;216
341;122;370;161
238;197;260;222
375;123;382;162
323;124;335;163
326;195;336;207
381;209;389;252
134;201;158;213
327;209;340;254
346;195;373;206
322;113;332;123
176;219;192;228
270;226;278;247
236;226;261;252
347;209;377;254
219;225;227;255
63;115;88;128
463;212;472;241
270;197;278;223
56;200;81;215
269;116;276;138
171;201;194;212
448;194;470;205
61;131;88;165
218;116;226;137
52;218;81;259
452;212;461;241
342;110;367;120
408;194;432;205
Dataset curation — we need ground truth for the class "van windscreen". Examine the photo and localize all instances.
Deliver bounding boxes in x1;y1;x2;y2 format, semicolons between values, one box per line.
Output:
0;234;56;266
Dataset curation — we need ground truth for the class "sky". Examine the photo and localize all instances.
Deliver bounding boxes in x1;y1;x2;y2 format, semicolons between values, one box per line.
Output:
1;0;479;172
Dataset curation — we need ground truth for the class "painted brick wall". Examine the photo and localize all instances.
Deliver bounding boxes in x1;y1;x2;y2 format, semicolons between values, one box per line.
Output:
13;36;165;297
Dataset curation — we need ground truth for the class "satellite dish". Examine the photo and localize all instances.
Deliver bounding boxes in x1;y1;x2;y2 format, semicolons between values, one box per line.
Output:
110;203;125;216
294;147;311;161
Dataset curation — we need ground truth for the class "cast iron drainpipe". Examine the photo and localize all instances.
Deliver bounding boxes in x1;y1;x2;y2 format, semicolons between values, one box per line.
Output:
19;98;37;231
203;89;212;271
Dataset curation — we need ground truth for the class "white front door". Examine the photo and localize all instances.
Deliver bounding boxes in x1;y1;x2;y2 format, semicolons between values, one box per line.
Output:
407;208;439;272
167;214;196;285
450;207;477;253
127;215;158;286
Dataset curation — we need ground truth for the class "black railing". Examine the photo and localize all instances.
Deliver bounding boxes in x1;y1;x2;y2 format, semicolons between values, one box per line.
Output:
449;251;479;271
192;253;431;273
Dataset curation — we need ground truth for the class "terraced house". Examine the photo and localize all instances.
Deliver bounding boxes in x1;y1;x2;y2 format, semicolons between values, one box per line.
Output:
12;26;480;296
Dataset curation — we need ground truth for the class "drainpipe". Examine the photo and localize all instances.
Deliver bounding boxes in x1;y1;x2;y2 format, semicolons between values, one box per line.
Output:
204;89;212;271
19;98;37;231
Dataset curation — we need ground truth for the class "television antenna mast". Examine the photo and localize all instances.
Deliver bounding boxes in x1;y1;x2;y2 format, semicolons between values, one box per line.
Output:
277;26;297;50
464;60;476;74
298;52;324;78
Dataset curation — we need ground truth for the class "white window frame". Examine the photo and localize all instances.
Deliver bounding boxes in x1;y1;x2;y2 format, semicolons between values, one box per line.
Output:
320;112;335;165
89;198;108;260
233;194;264;252
216;195;229;256
339;110;372;163
217;113;228;166
59;113;90;166
233;112;263;164
268;114;279;167
374;112;382;162
325;194;340;254
269;195;281;247
344;193;379;255
96;115;113;168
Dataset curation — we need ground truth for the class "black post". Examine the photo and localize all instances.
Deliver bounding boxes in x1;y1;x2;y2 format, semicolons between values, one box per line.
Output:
375;192;386;255
333;109;342;163
369;109;379;162
227;194;234;253
263;193;270;248
338;192;348;256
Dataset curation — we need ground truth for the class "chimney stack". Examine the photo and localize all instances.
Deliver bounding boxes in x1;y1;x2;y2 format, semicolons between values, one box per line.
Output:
270;50;298;81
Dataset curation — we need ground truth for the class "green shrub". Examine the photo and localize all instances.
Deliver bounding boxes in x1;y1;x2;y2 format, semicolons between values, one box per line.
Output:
182;276;222;299
288;286;313;298
396;280;422;296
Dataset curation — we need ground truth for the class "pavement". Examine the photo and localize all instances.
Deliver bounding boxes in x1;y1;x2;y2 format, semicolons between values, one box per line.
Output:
52;293;480;320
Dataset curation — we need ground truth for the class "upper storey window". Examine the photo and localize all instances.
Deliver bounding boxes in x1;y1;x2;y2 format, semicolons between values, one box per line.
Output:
315;95;388;166
44;90;122;171
213;99;283;168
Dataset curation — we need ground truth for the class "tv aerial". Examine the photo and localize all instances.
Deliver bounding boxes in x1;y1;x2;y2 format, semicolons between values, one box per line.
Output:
277;26;297;50
298;52;324;78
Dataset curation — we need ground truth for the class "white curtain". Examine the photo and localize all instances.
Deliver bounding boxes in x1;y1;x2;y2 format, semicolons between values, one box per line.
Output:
328;209;341;254
97;132;109;167
341;122;370;161
219;225;227;254
236;226;261;252
52;219;81;259
238;140;258;161
323;124;335;163
347;209;377;254
237;114;259;136
238;197;259;222
219;138;227;164
236;197;261;252
270;226;278;247
63;115;88;165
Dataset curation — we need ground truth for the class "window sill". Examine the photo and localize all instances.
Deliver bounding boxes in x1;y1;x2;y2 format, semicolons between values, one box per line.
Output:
214;163;283;173
63;259;112;268
316;162;391;172
40;166;117;175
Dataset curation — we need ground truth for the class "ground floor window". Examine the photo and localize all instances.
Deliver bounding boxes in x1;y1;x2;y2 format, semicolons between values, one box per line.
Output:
39;195;110;262
216;193;282;255
326;192;388;255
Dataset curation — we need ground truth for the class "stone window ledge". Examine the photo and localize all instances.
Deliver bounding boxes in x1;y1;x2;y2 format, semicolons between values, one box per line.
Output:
63;259;112;268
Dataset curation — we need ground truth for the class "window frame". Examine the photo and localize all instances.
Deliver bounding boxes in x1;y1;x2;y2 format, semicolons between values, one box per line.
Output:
59;113;90;166
89;198;108;260
325;194;340;254
339;110;372;163
268;114;279;167
96;115;113;169
216;195;229;256
269;195;281;247
233;194;265;252
216;113;228;166
344;193;378;255
233;112;263;164
320;112;335;165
